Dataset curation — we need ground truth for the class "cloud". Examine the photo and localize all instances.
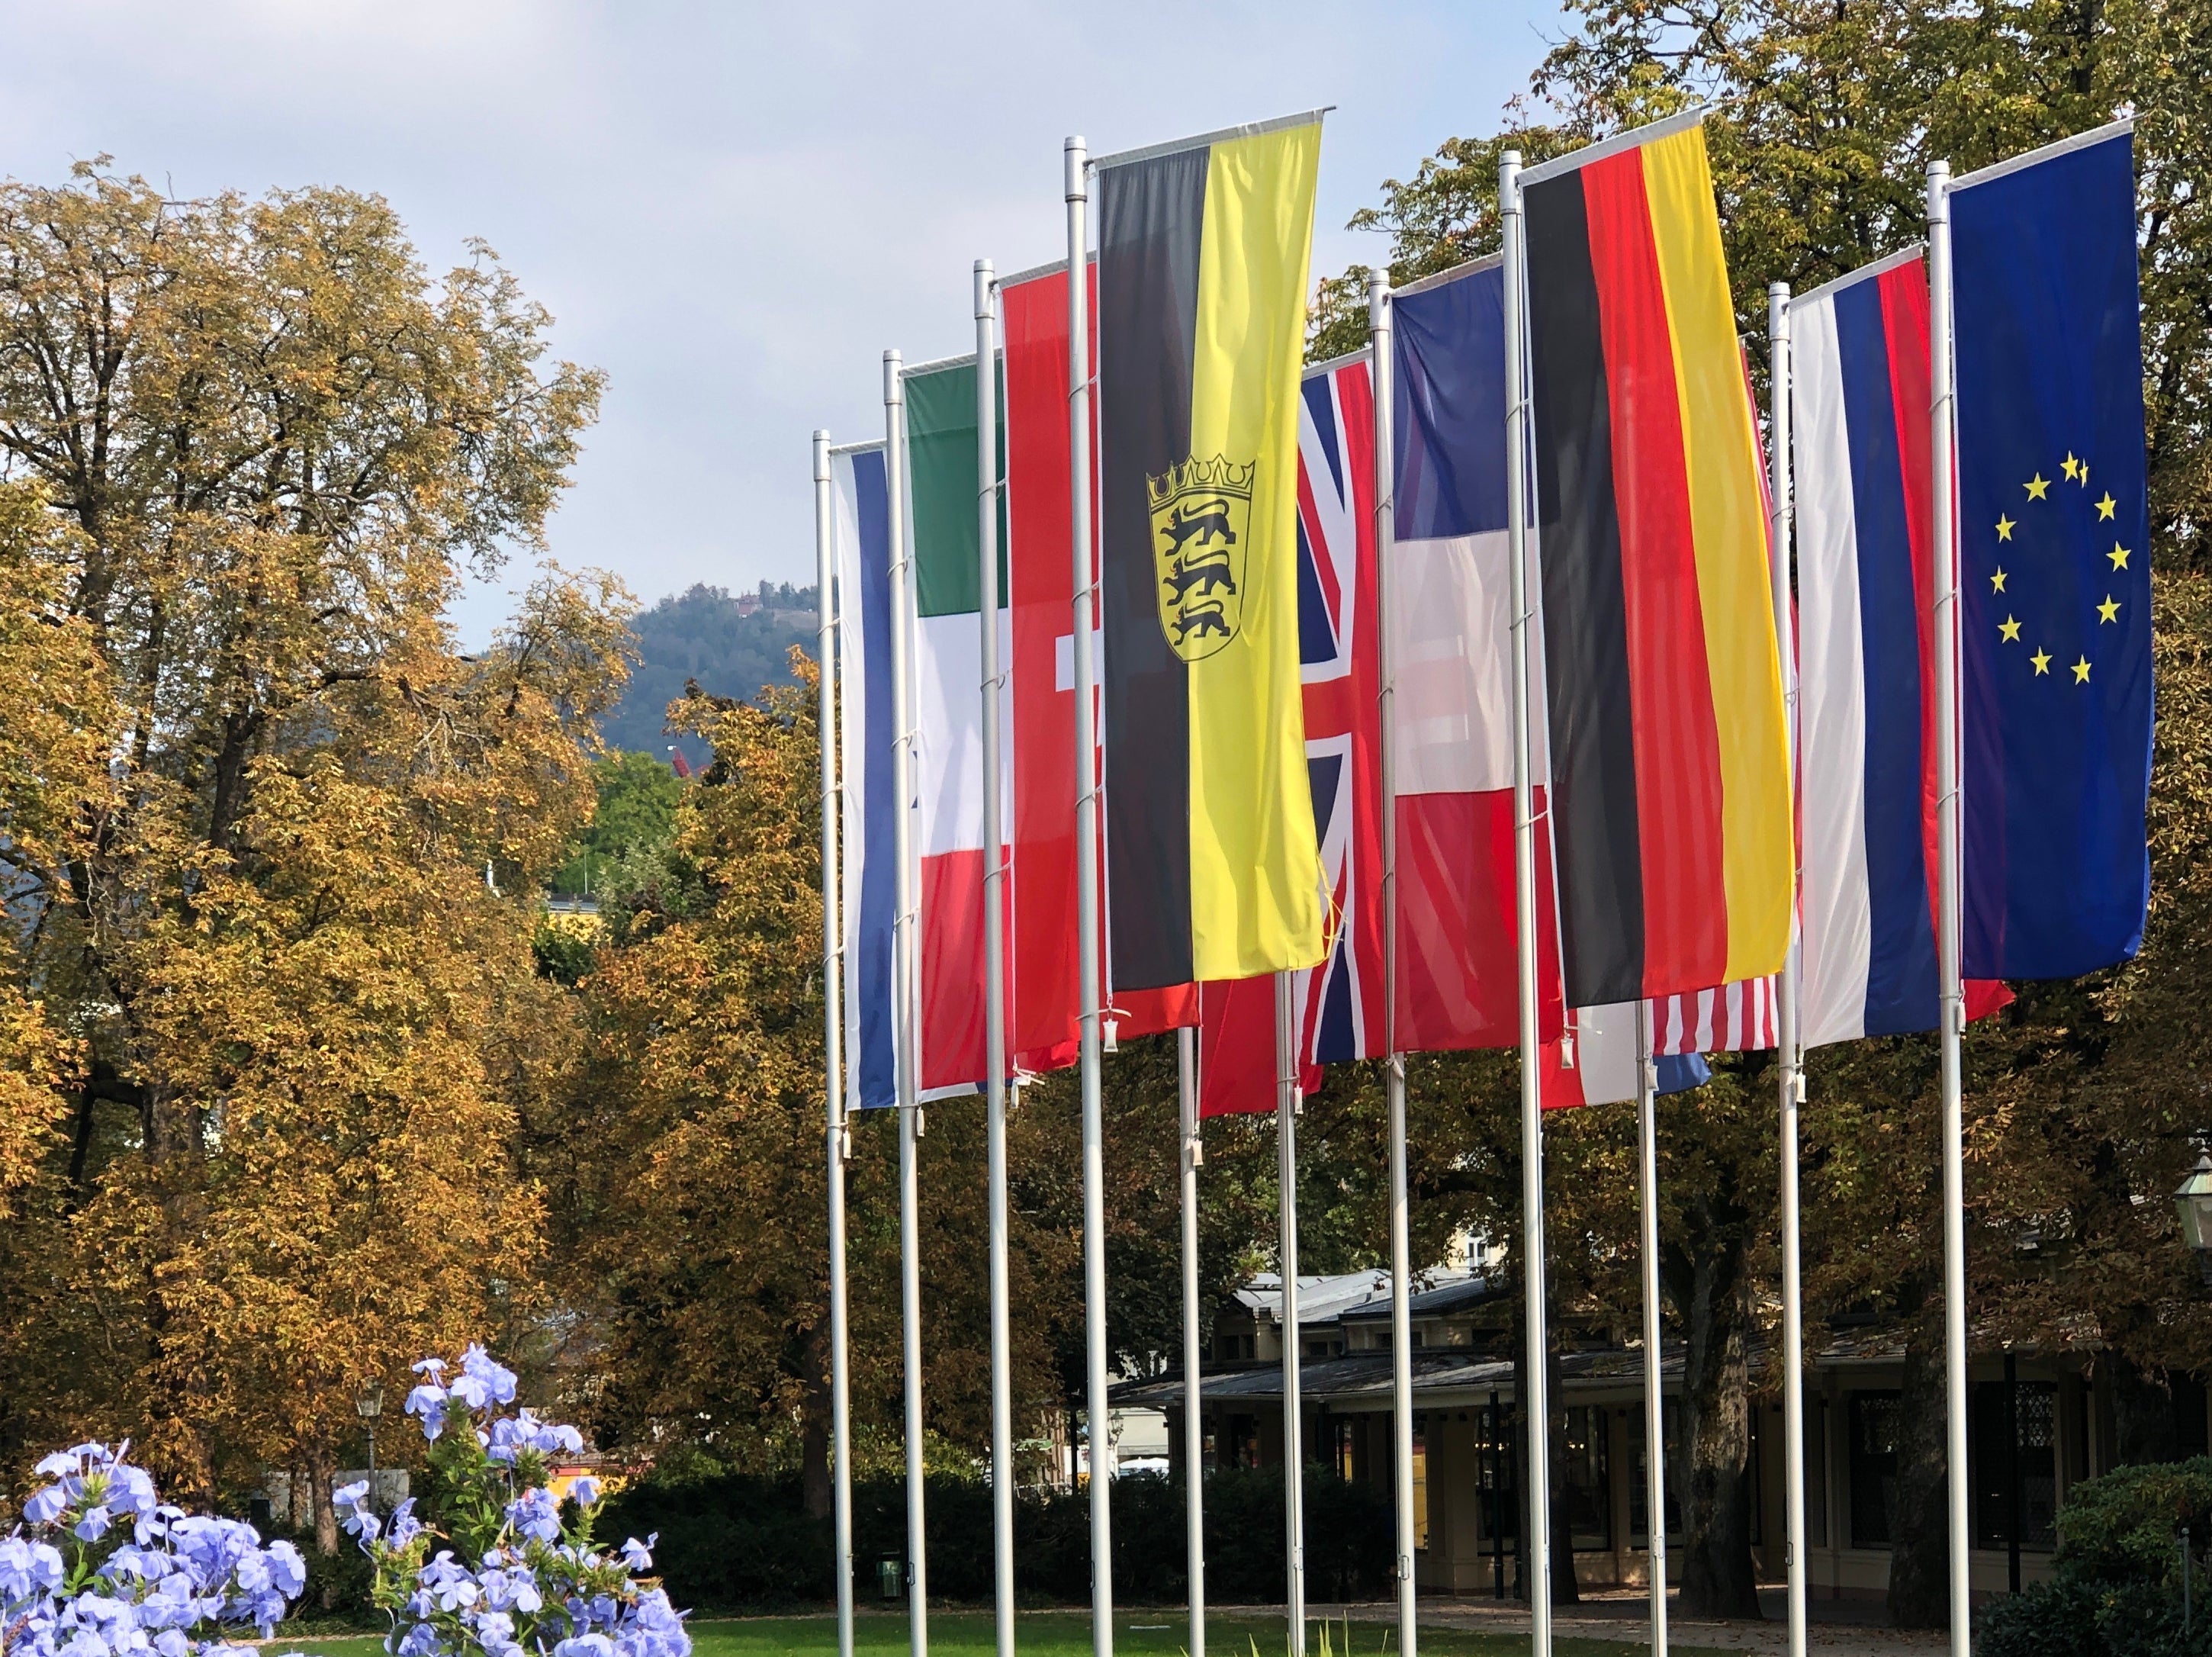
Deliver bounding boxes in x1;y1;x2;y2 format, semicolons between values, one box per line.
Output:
0;0;1553;645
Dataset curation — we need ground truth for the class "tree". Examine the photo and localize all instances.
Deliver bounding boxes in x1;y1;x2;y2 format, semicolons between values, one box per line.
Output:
549;749;686;897
0;160;622;1517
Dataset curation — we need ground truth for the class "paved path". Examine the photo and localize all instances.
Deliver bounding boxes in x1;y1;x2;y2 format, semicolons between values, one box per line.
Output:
1296;1592;1950;1657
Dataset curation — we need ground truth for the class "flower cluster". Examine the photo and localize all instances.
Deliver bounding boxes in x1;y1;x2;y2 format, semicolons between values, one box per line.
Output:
348;1349;686;1657
2;1443;306;1657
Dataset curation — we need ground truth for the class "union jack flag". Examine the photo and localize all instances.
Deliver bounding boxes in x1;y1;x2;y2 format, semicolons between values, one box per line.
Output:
1200;354;1384;1113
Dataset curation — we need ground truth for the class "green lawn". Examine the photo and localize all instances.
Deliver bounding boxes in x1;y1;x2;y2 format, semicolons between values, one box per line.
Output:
271;1610;1670;1657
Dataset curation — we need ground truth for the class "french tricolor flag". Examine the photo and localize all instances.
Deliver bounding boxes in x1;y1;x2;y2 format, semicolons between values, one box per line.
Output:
1792;250;2008;1046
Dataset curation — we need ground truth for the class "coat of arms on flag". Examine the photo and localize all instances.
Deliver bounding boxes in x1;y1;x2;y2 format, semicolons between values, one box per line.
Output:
1150;455;1252;661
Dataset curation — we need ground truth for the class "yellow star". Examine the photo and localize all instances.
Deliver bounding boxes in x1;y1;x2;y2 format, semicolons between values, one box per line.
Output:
2000;615;2022;642
1992;567;2008;594
2032;648;2052;676
2072;656;2092;684
2025;474;2050;500
2078;460;2090;486
2109;542;2131;571
2097;493;2117;520
2062;453;2082;481
2098;594;2121;623
1996;514;2016;542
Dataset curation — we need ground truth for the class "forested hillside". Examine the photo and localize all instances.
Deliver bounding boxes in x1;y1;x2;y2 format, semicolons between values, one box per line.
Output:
604;582;817;764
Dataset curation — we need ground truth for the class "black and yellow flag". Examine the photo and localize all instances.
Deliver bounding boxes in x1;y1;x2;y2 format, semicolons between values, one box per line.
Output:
1097;113;1326;990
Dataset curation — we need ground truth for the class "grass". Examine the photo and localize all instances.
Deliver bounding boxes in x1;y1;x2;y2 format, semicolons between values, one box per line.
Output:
267;1610;1681;1657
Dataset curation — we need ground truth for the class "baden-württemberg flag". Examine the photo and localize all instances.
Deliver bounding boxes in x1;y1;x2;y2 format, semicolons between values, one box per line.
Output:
1954;122;2153;978
1097;112;1327;989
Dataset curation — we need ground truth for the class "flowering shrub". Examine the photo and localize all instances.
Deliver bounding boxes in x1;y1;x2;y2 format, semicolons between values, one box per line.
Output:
0;1442;307;1657
342;1346;689;1657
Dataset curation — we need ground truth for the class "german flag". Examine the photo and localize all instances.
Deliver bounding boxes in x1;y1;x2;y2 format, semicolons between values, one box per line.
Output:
1097;113;1327;989
1522;112;1791;1008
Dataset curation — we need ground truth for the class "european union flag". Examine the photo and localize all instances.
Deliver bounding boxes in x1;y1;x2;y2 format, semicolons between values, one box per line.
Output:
1955;124;2152;979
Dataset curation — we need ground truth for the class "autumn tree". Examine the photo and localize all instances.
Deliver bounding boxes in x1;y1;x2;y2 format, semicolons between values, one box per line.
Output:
0;160;624;1533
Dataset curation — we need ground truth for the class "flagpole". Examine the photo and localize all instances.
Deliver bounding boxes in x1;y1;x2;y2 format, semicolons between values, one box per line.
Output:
1767;280;1810;1657
1499;147;1554;1657
1065;134;1117;1657
886;348;931;1655
976;259;1017;1657
815;429;857;1657
1368;269;1419;1657
1178;1026;1205;1657
1275;970;1307;1656
1633;1002;1668;1657
1926;159;1972;1657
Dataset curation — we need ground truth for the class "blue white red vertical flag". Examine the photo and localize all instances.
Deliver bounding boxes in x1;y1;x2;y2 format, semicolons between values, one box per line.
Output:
1793;250;2011;1045
833;443;901;1112
1199;353;1386;1115
1953;124;2153;978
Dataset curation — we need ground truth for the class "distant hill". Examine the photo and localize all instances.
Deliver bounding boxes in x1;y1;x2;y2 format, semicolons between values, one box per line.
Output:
603;582;818;767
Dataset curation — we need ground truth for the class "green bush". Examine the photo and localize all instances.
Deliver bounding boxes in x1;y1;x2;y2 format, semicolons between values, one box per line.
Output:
1980;1459;2212;1657
593;1466;1395;1613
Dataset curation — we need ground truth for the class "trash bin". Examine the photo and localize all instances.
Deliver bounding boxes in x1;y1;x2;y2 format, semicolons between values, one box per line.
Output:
877;1556;903;1601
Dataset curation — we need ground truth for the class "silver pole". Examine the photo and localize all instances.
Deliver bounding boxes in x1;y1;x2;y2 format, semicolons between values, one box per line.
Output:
887;349;930;1656
1178;1027;1206;1657
1370;269;1419;1657
1926;159;1972;1657
1634;1003;1668;1657
815;430;856;1657
976;259;1017;1657
1500;147;1554;1657
1066;136;1116;1657
1276;970;1306;1654
1768;281;1810;1657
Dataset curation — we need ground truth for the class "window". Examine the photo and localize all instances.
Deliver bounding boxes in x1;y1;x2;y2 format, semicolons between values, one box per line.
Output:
1227;1414;1259;1470
1334;1417;1357;1481
1850;1392;1902;1547
1563;1405;1611;1551
1974;1379;2057;1550
1411;1424;1429;1549
1806;1397;1828;1549
1477;1402;1517;1546
1627;1399;1683;1547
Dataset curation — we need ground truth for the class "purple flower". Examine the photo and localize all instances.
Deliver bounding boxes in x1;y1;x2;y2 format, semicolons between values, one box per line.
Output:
411;1356;448;1379
385;1499;423;1549
619;1536;656;1573
405;1385;448;1442
24;1484;69;1526
569;1478;602;1509
0;1536;66;1600
506;1488;561;1545
71;1507;111;1543
555;1637;614;1657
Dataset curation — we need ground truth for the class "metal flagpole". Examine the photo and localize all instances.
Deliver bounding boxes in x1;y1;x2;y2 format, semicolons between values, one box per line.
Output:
1275;971;1307;1655
1178;1027;1205;1657
815;430;857;1657
1499;147;1554;1657
886;349;931;1657
976;259;1017;1657
1767;281;1810;1657
1369;269;1419;1657
1633;1003;1668;1657
1925;159;1972;1657
1065;135;1117;1657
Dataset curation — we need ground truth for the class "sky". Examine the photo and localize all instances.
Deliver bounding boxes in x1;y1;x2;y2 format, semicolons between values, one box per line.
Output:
0;0;1561;646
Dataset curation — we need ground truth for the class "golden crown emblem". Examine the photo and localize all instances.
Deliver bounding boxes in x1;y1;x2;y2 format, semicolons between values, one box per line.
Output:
1146;454;1256;511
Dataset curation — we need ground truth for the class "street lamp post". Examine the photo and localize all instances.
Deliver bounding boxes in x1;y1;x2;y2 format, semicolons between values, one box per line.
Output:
2175;1155;2212;1287
357;1382;386;1511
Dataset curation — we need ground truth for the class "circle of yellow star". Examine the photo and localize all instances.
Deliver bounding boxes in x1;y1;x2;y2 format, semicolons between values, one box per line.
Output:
1991;567;2008;594
1995;514;2016;542
2098;595;2121;623
2000;615;2022;642
2072;656;2092;684
2062;453;2082;481
2025;474;2051;500
2109;543;2131;571
2077;461;2090;486
2097;494;2117;520
2031;648;2053;676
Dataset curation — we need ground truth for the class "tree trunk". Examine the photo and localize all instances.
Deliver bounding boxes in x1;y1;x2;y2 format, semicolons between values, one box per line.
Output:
1670;1195;1761;1619
2109;1351;2178;1466
1547;1336;1581;1604
1887;1288;1951;1630
802;1323;834;1520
